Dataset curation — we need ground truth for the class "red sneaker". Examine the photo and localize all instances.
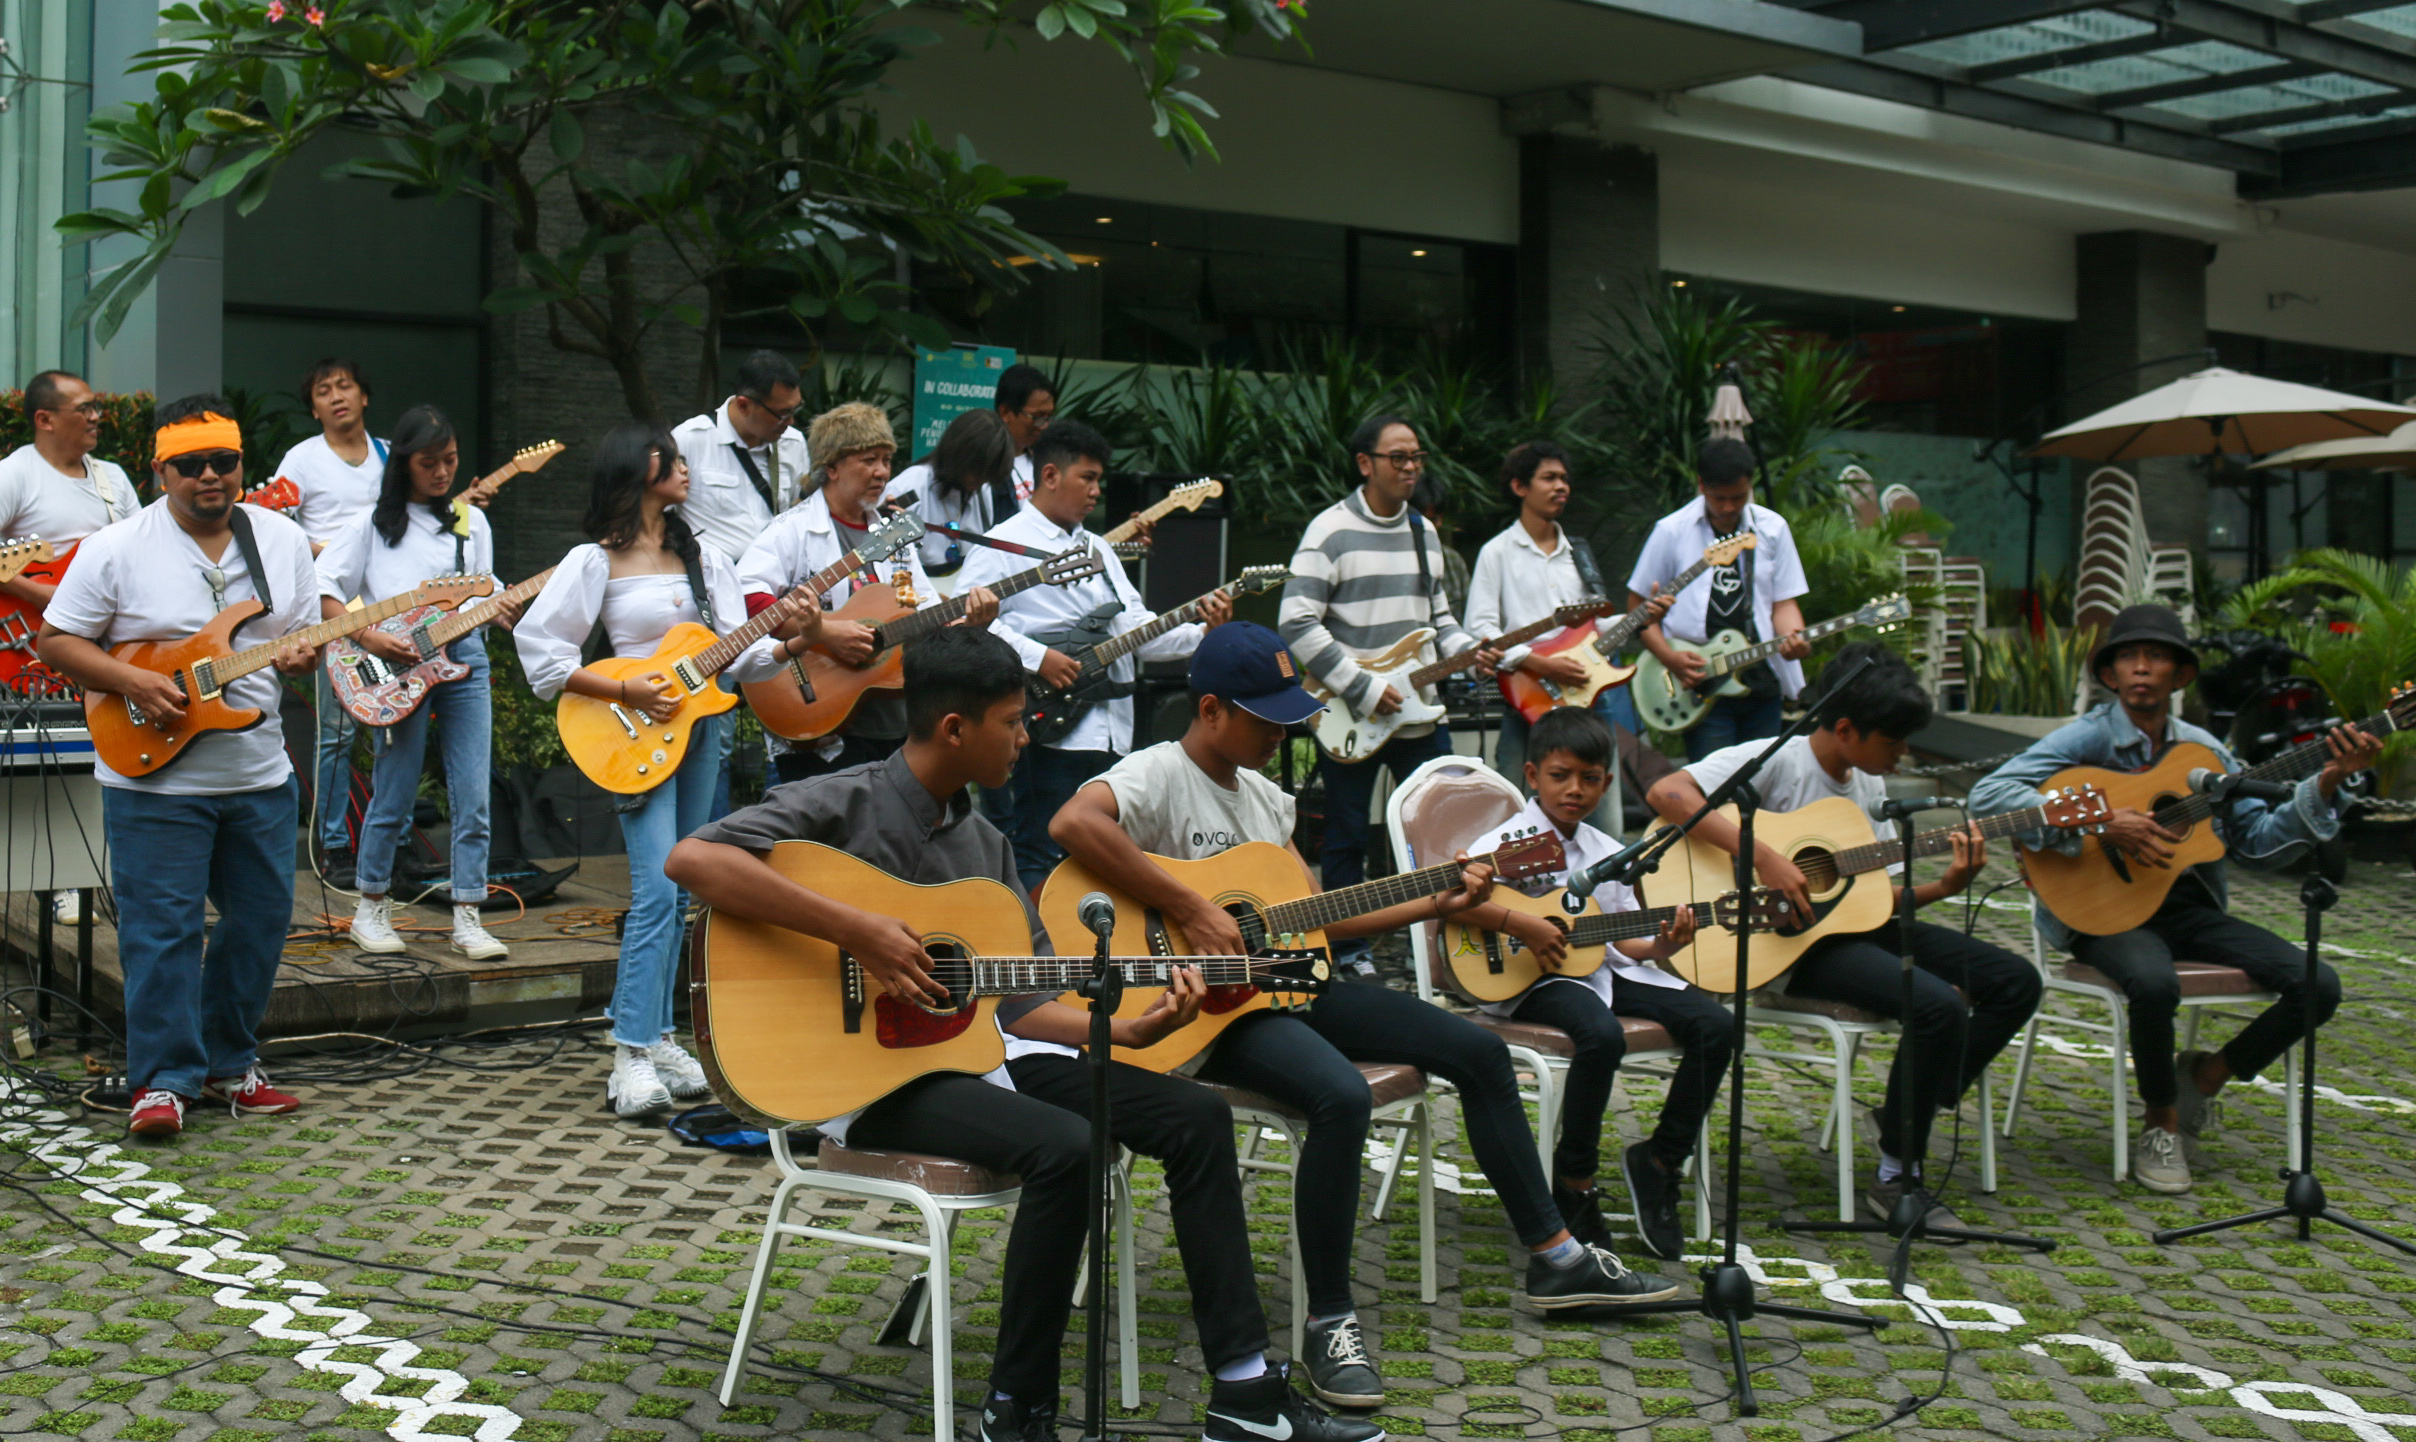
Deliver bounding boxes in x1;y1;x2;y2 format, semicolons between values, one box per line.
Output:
127;1089;187;1137
203;1066;300;1116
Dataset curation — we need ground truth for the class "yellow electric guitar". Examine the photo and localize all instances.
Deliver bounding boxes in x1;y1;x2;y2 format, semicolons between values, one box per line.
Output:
1101;478;1222;552
1439;885;1789;1005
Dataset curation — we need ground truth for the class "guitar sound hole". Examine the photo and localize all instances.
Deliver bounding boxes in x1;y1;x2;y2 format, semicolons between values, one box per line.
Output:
919;945;976;1014
1227;904;1269;955
2151;795;2194;841
1795;846;1843;897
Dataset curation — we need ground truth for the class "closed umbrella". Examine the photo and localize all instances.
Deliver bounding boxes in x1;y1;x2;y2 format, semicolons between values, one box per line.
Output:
2249;419;2416;472
2029;367;2416;461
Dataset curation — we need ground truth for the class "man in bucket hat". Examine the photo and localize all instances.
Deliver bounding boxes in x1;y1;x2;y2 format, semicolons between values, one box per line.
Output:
1970;603;2380;1194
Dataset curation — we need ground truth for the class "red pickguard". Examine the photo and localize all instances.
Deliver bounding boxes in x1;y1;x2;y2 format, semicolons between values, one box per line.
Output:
875;995;981;1049
1201;984;1260;1015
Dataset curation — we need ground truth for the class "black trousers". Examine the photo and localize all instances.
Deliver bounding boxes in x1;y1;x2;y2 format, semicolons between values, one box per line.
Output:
845;1065;1268;1400
1783;919;2042;1169
1511;977;1737;1179
2067;881;2339;1109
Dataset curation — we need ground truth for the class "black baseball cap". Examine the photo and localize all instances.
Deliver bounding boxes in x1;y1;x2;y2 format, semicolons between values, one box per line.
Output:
1189;621;1325;726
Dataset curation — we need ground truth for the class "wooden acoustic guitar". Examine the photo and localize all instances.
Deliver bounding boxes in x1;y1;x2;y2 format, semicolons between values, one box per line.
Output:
1304;596;1624;764
2023;683;2415;936
1634;786;2111;991
86;574;494;777
561;509;922;793
1630;594;1914;735
1439;885;1789;1005
325;566;557;727
1022;564;1290;747
692;842;1329;1125
1035;830;1567;1072
1498;532;1756;724
745;545;1104;741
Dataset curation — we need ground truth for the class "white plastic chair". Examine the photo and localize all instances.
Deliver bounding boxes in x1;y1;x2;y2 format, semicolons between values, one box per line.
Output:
719;1129;1139;1441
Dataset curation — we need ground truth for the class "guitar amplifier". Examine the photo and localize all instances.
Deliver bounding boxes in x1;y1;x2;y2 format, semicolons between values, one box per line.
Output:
1105;472;1230;614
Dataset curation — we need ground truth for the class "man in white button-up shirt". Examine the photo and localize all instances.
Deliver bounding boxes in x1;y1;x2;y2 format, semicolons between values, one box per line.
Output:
670;349;811;565
959;418;1229;892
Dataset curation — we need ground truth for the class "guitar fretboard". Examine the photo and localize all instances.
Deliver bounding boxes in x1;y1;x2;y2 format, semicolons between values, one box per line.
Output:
1800;799;2081;888
945;955;1274;994
1260;845;1526;936
2150;700;2410;832
694;551;866;677
428;566;556;647
1563;902;1715;949
210;585;470;687
1087;589;1220;672
1594;551;1728;657
877;552;1079;650
1407;602;1613;689
1704;608;1871;678
1100;483;1216;546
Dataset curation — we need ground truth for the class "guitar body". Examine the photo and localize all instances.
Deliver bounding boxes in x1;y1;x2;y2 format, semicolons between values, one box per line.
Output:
693;842;1033;1125
557;624;738;794
1635;796;1896;992
1304;629;1448;763
1630;629;1757;734
1439;887;1610;1004
0;546;73;687
742;582;913;741
326;604;470;727
2020;743;2229;937
1023;598;1128;747
1497;623;1638;724
1036;841;1331;1074
84;600;273;776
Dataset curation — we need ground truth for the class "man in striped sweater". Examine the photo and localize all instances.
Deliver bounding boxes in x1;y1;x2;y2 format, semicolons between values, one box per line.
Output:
1280;416;1497;972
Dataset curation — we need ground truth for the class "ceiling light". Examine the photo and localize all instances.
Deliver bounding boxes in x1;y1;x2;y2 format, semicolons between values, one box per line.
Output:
1095;216;1112;224
1410;249;1427;257
1892;305;1906;312
1672;280;1687;288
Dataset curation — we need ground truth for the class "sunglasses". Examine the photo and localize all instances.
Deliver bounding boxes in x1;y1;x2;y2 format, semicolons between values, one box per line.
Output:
165;451;242;479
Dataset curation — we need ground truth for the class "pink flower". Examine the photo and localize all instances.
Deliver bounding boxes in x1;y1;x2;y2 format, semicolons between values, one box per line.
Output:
305;4;324;22
265;0;285;18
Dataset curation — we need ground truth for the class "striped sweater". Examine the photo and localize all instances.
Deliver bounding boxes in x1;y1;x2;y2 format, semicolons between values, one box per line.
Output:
1280;489;1475;721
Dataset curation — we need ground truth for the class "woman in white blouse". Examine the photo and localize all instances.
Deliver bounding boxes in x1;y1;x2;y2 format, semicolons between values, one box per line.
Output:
516;423;809;1119
316;406;519;964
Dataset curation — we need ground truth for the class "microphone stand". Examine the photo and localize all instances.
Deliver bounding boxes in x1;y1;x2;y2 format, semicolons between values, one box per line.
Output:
1078;913;1125;1442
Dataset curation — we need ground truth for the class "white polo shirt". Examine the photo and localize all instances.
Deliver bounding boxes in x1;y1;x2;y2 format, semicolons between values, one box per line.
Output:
0;444;140;548
274;433;387;546
672;401;812;563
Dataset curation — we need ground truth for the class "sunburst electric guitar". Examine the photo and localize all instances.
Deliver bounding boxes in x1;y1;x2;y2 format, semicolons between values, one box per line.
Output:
325;567;558;727
1630;594;1915;735
1035;830;1567;1072
1304;597;1625;763
1497;532;1758;724
691;842;1329;1125
1439;885;1791;1005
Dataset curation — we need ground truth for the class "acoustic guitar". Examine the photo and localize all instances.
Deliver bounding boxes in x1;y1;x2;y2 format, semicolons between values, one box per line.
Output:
1022;564;1291;747
691;842;1329;1125
1439;885;1790;1005
2022;683;2415;936
1304;596;1623;764
1632;787;2110;991
745;545;1104;741
1034;831;1567;1072
86;574;495;777
561;508;923;793
1630;594;1915;735
1497;533;1756;724
325;566;557;727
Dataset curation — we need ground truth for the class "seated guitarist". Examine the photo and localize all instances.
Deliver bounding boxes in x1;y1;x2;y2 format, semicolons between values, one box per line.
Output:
1968;604;2376;1195
666;626;1380;1442
1049;622;1678;1412
1645;642;2040;1225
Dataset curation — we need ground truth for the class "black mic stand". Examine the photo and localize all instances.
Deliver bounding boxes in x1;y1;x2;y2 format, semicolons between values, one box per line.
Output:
1078;915;1126;1442
2153;872;2416;1257
1785;802;2053;1290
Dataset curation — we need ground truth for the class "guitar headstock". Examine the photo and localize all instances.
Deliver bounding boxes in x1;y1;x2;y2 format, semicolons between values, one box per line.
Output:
415;574;500;606
1043;547;1108;587
1702;532;1757;568
1555;597;1620;626
509;439;564;474
2388;681;2416;731
2039;783;2111;832
1486;827;1568;885
1224;564;1291;599
1712;888;1794;933
1858;593;1916;632
1160;479;1222;515
856;507;927;567
0;537;54;583
242;477;302;513
1249;947;1331;996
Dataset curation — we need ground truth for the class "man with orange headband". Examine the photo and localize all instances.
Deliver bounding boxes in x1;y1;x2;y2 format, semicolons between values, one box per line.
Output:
37;395;325;1139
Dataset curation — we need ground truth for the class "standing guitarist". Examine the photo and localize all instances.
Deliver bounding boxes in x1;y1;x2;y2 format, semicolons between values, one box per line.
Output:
37;399;324;1138
961;418;1228;894
1969;605;2376;1195
0;370;141;611
1625;438;1809;759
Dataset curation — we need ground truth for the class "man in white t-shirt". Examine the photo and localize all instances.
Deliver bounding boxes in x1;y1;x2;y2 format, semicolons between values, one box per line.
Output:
38;397;325;1140
0;370;142;613
1643;642;2039;1227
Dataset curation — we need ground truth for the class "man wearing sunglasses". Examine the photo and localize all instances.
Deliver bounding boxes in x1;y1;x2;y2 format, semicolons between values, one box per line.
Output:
0;370;141;610
38;396;324;1139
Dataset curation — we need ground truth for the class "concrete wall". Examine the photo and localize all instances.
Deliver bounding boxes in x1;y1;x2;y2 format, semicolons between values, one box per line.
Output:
2209;226;2416;359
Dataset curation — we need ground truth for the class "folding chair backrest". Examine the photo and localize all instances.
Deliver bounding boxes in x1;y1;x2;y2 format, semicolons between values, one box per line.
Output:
1387;757;1524;1001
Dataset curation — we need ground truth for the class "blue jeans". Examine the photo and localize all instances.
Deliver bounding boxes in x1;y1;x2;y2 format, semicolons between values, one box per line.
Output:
105;777;299;1098
314;668;357;852
612;712;729;1048
1683;690;1785;762
354;644;492;903
1005;745;1118;895
1496;691;1631;832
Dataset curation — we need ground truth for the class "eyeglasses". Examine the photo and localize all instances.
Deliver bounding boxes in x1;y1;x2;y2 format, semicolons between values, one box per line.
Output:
165;451;242;479
742;395;802;423
51;401;103;421
1375;450;1428;470
199;565;227;611
1015;407;1054;426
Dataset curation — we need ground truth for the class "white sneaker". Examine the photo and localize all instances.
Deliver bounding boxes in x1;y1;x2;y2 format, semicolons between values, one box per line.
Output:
608;1044;673;1118
53;892;83;926
2135;1125;2193;1194
650;1035;712;1100
450;904;508;960
350;896;406;954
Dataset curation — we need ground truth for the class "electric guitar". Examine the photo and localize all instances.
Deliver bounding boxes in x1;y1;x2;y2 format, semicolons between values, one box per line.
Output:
691;842;1330;1125
1634;786;2112;991
2022;683;2415;936
562;509;923;793
1035;831;1567;1072
325;566;557;727
1439;885;1791;1005
1630;594;1915;735
86;574;495;777
237;478;301;512
0;538;74;685
1302;597;1626;763
1022;565;1291;746
745;545;1105;742
1498;533;1758;723
1100;478;1222;551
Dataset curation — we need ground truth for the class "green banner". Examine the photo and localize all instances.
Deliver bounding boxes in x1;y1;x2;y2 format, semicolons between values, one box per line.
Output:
911;345;1016;457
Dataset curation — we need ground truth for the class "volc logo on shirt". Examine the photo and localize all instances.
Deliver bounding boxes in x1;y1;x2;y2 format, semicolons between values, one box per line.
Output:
1191;827;1245;851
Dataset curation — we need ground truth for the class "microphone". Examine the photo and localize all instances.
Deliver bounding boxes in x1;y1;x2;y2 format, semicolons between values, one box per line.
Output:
1077;892;1119;941
1878;795;1958;819
2189;768;2293;804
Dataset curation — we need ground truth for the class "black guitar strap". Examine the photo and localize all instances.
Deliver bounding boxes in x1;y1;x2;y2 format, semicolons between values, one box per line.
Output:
727;442;779;513
228;505;273;616
1567;532;1607;599
1406;509;1436;624
680;548;719;632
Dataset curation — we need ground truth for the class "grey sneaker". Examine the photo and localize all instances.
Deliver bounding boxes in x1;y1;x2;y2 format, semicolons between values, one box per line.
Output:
1303;1314;1384;1408
2173;1050;2221;1139
1864;1176;1967;1237
2135;1125;2192;1194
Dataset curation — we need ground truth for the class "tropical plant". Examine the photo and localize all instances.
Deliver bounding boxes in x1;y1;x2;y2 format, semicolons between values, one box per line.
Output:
221;385;312;484
0;389;158;486
2221;548;2416;792
1963;620;2093;718
1790;504;1948;671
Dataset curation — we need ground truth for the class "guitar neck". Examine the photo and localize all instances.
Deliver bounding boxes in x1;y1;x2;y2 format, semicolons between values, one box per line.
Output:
946;954;1266;994
1596;554;1720;654
429;567;556;646
1706;609;1865;676
1564;902;1707;950
1091;590;1215;670
1827;800;2077;878
1263;849;1510;935
881;556;1062;648
217;589;449;684
1100;489;1203;546
695;552;863;676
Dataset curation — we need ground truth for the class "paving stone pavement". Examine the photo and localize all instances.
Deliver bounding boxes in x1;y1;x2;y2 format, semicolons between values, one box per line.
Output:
1;852;2414;1442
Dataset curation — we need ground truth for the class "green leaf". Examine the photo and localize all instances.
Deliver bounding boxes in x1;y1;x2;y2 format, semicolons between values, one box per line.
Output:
51;209;142;243
184;147;275;207
444;57;514;85
837;294;877;325
480;286;554;315
1035;5;1067;40
549;110;584;163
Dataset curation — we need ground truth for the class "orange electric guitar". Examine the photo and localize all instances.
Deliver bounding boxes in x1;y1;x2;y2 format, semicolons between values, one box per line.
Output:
86;574;494;777
1499;531;1755;723
692;842;1329;1125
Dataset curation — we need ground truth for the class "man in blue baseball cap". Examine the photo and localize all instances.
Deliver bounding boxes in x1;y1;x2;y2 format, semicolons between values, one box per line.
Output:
1049;620;1677;1413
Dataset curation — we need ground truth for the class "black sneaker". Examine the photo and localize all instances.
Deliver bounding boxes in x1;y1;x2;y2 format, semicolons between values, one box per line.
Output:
1206;1364;1385;1442
320;844;356;888
1303;1315;1384;1408
1552;1179;1612;1248
979;1393;1059;1442
1863;1177;1967;1240
1619;1141;1686;1262
1524;1241;1681;1309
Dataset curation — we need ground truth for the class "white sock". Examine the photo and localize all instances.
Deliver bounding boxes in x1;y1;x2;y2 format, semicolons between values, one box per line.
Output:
1539;1235;1586;1269
1876;1152;1906;1184
1213;1353;1267;1382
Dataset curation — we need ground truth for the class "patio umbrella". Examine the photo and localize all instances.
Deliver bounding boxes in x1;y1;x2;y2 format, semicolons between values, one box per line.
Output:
2029;367;2416;461
2249;419;2416;472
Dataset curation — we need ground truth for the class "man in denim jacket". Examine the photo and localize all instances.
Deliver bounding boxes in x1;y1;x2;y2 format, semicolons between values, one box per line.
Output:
1969;604;2378;1195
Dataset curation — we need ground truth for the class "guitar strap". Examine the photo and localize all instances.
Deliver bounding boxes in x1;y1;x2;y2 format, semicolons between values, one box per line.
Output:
1406;509;1436;624
679;548;719;632
227;505;273;616
728;442;779;513
1566;532;1607;601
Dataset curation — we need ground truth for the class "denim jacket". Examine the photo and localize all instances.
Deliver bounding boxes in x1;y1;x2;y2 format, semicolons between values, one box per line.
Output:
1966;701;2341;952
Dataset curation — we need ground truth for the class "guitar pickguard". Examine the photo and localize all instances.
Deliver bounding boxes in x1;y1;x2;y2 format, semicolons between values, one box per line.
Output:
874;994;981;1048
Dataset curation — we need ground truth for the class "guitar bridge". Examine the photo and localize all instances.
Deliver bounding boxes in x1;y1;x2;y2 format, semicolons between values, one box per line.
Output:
840;953;865;1034
787;657;815;703
1144;908;1173;958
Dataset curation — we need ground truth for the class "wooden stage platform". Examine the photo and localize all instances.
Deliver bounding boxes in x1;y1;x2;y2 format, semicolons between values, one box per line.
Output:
0;858;635;1041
